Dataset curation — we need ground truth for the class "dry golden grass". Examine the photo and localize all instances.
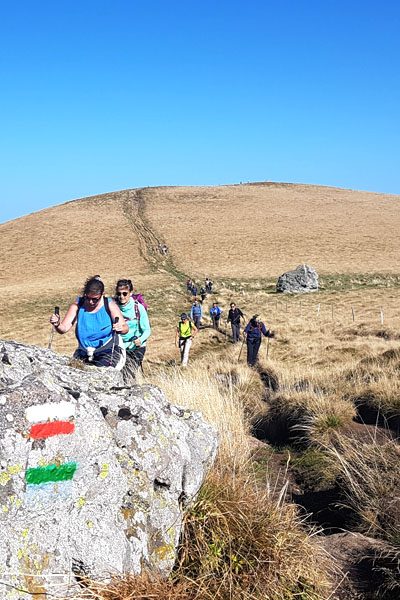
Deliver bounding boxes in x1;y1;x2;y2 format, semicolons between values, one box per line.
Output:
136;361;333;600
2;182;400;597
1;181;400;361
144;183;400;278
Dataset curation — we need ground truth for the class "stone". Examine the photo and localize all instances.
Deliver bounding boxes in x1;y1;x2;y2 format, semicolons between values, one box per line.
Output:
319;532;398;600
276;264;319;294
0;340;218;597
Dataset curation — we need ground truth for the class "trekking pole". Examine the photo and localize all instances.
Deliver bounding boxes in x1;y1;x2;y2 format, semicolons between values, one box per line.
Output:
224;321;227;344
266;336;270;359
238;336;246;362
48;306;60;350
111;317;119;366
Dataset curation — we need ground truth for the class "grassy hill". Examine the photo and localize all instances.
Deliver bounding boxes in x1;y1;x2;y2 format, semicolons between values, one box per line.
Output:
1;182;400;598
1;182;400;355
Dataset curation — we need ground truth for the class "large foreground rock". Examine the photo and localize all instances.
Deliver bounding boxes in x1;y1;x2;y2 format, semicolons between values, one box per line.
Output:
0;340;218;598
276;264;319;293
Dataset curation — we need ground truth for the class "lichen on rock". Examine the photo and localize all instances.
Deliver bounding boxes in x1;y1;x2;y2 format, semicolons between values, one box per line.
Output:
0;340;218;597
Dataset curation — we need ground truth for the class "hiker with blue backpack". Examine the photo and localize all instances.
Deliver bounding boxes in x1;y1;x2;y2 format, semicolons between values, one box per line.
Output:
209;301;222;330
190;298;202;329
114;278;151;373
49;275;128;369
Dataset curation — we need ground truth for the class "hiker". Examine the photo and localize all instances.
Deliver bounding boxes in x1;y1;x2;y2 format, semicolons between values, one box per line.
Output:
186;279;193;293
200;286;207;304
209;302;222;330
49;275;128;369
190;299;202;329
243;315;274;367
191;284;198;298
205;278;213;293
114;278;151;373
176;313;197;366
227;302;244;343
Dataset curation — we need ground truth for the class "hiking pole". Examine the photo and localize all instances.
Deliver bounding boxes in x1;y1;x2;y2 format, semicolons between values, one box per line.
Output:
111;317;119;366
238;335;246;363
48;306;59;350
266;336;270;359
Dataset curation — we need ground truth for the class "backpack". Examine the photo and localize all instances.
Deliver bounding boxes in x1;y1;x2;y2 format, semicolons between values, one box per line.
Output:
131;293;148;311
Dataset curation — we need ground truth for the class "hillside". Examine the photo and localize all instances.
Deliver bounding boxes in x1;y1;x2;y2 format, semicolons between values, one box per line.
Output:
1;182;400;355
1;182;400;598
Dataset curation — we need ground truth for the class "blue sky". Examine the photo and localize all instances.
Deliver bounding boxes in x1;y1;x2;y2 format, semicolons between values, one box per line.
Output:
1;1;399;223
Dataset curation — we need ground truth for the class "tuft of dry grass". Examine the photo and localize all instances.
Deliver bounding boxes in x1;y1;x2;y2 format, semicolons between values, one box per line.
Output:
177;469;332;600
331;437;400;546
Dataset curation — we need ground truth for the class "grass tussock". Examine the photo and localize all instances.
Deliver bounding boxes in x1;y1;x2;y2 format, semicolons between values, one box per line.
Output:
136;360;335;599
177;469;331;600
332;437;400;545
76;572;192;600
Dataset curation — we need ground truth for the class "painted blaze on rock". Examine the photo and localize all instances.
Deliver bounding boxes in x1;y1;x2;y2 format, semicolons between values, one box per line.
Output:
0;340;218;598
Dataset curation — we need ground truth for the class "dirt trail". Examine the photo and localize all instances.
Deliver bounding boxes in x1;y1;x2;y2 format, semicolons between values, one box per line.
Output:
121;188;187;281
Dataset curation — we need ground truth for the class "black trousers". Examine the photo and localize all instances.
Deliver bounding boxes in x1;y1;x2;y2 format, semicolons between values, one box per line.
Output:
127;346;146;367
246;337;261;366
122;347;146;384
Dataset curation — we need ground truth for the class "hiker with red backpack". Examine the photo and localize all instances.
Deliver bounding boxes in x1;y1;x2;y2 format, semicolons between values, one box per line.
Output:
114;278;151;373
49;275;128;369
243;315;274;367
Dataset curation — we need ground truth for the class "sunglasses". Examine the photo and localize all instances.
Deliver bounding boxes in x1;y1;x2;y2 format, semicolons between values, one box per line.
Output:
116;291;129;297
85;296;101;305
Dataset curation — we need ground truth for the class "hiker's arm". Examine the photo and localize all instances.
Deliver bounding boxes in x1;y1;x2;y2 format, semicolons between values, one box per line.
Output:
261;323;274;338
109;300;129;334
134;305;151;347
50;302;78;334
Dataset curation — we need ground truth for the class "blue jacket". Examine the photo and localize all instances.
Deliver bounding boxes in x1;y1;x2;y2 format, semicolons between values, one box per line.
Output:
190;303;202;319
210;306;222;319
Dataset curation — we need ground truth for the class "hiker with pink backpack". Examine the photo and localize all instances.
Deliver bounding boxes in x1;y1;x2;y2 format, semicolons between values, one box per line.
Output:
114;278;151;374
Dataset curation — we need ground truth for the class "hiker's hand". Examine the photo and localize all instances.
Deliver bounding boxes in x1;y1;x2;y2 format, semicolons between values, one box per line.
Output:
268;330;275;338
50;313;61;326
113;321;124;333
134;338;141;347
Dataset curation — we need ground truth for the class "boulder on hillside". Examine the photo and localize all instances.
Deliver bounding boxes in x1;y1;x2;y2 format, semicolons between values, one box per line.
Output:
0;340;218;597
276;264;319;294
